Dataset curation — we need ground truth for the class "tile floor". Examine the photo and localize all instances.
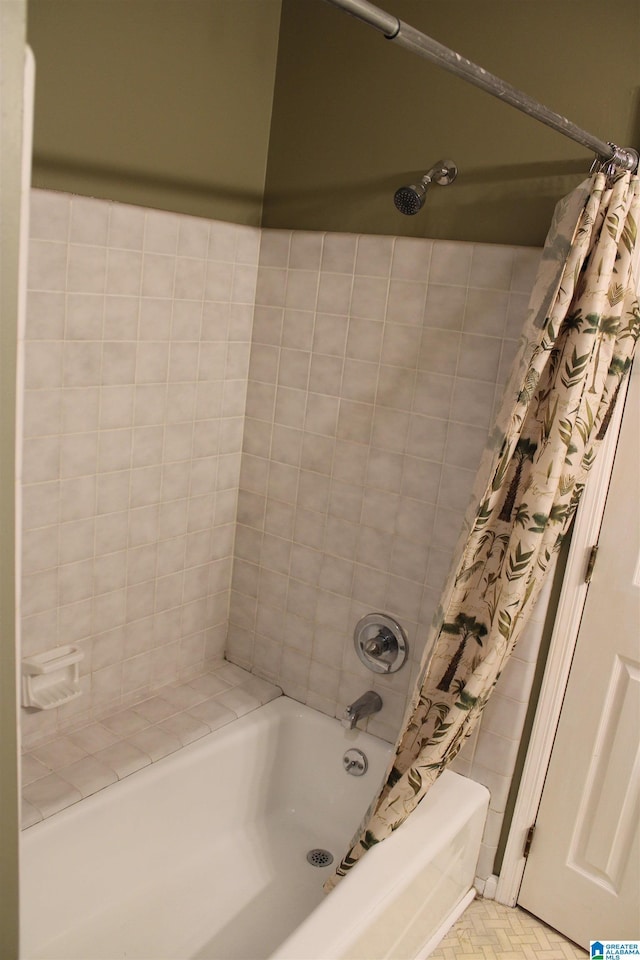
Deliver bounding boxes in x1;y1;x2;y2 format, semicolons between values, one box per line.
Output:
21;660;281;827
431;897;587;959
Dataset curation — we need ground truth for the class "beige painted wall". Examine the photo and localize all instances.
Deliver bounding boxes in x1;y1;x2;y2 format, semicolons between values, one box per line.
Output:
263;0;640;245
1;0;26;952
27;0;640;244
27;0;282;225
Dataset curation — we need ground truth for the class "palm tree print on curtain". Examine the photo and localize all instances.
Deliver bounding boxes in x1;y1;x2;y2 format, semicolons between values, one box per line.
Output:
436;614;488;693
326;169;640;891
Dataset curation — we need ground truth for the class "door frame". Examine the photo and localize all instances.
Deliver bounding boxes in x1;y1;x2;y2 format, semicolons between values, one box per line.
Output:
496;254;640;907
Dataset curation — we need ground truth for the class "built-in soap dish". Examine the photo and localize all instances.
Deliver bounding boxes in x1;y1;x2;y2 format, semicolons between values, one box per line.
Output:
22;646;84;710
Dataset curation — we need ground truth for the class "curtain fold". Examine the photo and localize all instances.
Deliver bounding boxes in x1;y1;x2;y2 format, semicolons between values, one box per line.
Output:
326;169;640;891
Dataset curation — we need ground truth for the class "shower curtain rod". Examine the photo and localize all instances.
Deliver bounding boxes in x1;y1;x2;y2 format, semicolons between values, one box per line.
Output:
323;0;639;173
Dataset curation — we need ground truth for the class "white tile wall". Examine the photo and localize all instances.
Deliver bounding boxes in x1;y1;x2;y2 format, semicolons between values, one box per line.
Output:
227;228;541;743
21;190;259;747
226;226;541;878
21;660;280;826
21;190;544;877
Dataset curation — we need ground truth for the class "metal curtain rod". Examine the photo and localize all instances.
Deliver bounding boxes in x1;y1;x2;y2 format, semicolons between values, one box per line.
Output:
323;0;639;173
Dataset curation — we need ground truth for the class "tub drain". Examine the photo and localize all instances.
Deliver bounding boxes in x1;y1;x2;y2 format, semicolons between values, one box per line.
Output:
306;848;334;868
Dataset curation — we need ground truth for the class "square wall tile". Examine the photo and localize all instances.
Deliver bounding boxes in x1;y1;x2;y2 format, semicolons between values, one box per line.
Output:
22;188;543;846
21;193;260;745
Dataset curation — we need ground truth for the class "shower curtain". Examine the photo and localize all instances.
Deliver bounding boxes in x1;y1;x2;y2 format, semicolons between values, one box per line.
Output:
326;168;640;890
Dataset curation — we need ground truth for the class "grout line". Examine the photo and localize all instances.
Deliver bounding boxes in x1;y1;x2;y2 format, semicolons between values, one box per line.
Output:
21;660;281;826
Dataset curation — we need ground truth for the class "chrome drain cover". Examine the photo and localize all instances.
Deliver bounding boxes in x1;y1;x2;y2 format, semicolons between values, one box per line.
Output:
306;848;334;868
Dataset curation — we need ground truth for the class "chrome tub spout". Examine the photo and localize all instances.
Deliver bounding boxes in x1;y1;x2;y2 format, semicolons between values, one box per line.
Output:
342;690;383;729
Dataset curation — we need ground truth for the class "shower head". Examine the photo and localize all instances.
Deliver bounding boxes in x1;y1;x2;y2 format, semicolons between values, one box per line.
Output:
393;182;428;216
393;159;458;215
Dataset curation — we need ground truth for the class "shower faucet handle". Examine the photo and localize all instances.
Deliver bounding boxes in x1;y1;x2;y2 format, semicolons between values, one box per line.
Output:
363;627;395;658
354;613;408;674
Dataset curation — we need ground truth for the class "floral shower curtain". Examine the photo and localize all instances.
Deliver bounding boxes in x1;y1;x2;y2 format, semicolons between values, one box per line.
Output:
326;168;640;891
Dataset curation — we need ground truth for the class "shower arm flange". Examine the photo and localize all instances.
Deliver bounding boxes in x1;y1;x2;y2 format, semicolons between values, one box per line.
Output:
423;160;458;187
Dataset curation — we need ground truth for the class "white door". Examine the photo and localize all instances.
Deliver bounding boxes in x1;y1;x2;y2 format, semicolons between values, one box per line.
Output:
518;361;640;946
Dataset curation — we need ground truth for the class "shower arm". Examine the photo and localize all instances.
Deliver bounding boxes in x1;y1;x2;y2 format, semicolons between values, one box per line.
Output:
323;0;639;174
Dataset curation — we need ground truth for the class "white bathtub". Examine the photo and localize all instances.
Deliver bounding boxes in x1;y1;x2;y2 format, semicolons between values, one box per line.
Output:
20;697;489;959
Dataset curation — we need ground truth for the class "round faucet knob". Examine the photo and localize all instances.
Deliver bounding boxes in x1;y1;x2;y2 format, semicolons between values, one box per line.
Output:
364;629;394;658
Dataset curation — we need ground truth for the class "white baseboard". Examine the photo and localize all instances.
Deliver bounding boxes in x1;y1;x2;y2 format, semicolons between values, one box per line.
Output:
475;874;499;899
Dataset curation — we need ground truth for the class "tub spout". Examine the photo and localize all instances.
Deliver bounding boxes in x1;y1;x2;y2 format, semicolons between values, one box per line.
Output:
342;690;383;729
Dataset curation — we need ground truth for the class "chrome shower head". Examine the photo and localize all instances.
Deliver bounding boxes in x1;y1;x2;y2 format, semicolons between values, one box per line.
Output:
393;159;458;215
393;182;428;215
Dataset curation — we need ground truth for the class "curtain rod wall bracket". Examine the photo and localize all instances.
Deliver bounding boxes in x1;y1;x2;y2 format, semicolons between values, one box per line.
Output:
602;145;640;174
